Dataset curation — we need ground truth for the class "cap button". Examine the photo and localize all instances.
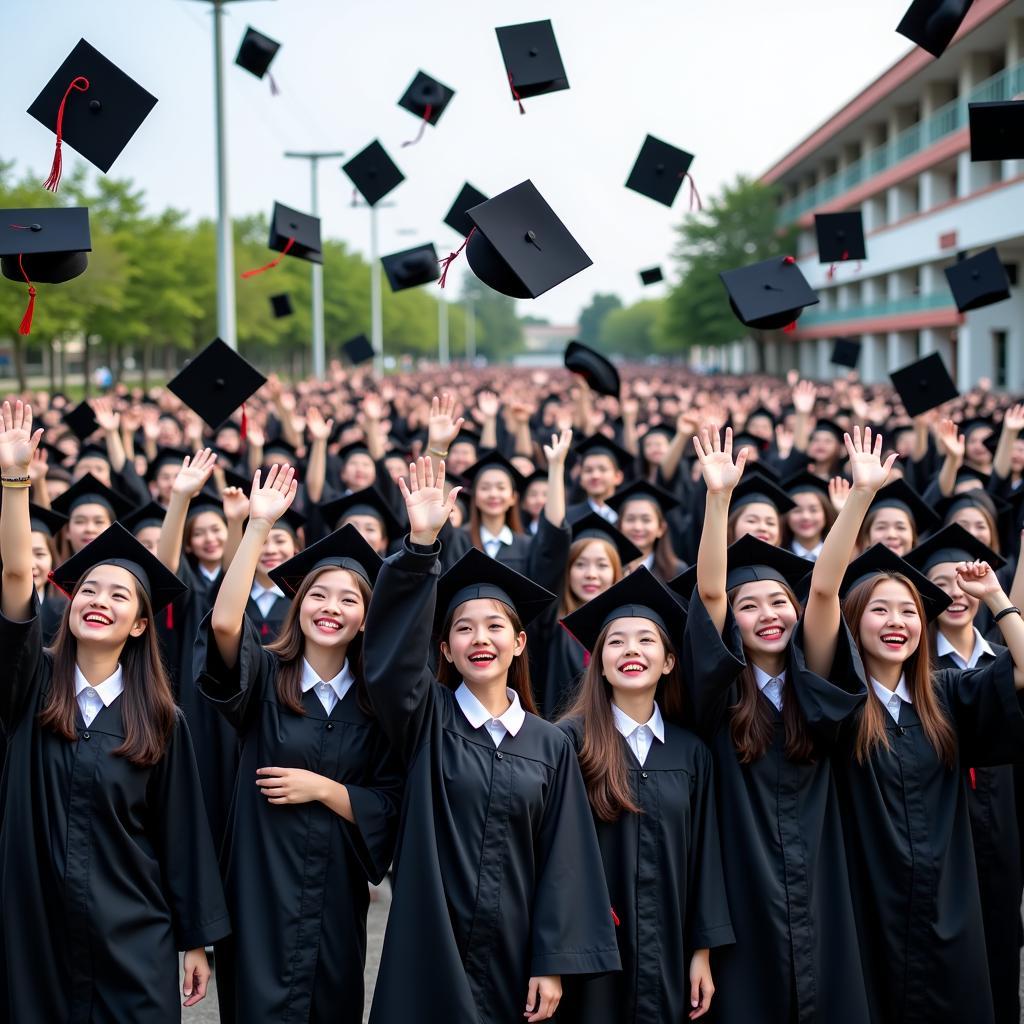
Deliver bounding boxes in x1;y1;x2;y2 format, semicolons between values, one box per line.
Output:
214;377;225;388
529;47;539;56
289;222;297;230
89;99;102;113
655;163;665;174
971;271;980;279
30;223;42;232
525;230;537;242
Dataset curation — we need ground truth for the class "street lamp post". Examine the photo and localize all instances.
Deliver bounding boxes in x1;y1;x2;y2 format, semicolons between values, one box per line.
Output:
465;297;476;364
438;299;449;366
349;199;395;379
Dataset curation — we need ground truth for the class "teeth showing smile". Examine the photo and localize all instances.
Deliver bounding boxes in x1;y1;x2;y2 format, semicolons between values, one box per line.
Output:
947;604;968;614
469;652;496;664
83;612;113;625
314;618;340;631
881;633;908;646
756;627;784;640
620;662;647;674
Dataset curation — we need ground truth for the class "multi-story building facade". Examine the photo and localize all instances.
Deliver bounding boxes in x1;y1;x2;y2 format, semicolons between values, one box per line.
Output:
756;0;1024;390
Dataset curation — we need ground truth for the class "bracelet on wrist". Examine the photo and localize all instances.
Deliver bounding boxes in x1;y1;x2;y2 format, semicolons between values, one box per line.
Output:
993;605;1021;624
1;477;31;489
428;447;449;458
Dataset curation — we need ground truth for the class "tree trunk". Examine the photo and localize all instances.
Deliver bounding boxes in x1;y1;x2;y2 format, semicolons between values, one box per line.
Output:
82;335;92;397
12;333;26;393
58;340;66;395
141;338;152;391
48;339;58;393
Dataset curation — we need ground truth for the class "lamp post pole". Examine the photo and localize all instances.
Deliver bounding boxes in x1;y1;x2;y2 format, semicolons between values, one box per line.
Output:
210;0;236;350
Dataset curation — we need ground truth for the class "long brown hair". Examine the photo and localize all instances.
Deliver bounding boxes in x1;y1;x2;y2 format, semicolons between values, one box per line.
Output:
842;572;956;767
437;599;539;715
562;620;684;821
265;566;373;716
782;491;837;549
727;582;815;763
39;575;177;766
856;507;917;554
559;536;624;617
619;496;682;581
469;495;524;551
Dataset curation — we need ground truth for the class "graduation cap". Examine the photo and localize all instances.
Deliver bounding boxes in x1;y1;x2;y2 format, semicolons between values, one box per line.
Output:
868;478;940;532
398;71;455;145
28;503;68;537
732;431;771;455
262;437;299;462
958;415;995;440
269;523;382;596
730;470;797;515
435;546;555;631
570;512;643;565
944;248;1011;312
573;433;633;472
969;100;1024;161
48;522;186;612
343;140;404;207
235;26;280;85
267;504;306;539
144;446;188;482
337;439;371;464
561;566;686;655
242;202;322;279
904;522;1006;575
185;488;227;523
167;338;267;430
62;400;99;442
639;266;664;286
462;180;592;299
51;472;135;521
831;337;862;368
443;183;488;238
625;135;696;208
720;256;819;331
341;334;374;366
814;211;866;264
889;352;959;418
810;419;846;442
319;488;403;540
782;470;832;501
461;449;528;493
221;465;253;495
840;543;950;621
896;0;975;58
564;340;619;397
28;38;157;189
606;478;680;516
122;500;167;536
270;293;293;318
495;19;569;109
382;243;440;292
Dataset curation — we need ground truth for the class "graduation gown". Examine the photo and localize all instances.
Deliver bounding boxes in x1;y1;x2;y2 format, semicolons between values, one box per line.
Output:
682;595;871;1024
195;614;402;1024
835;651;1024;1024
934;643;1022;1024
363;542;621;1024
246;588;291;644
0;601;230;1024
558;717;734;1024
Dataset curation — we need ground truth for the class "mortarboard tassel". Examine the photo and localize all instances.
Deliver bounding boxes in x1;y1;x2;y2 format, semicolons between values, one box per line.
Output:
241;236;295;278
47;569;71;599
969;767;977;790
684;173;703;212
43;75;90;193
267;72;280;97
165;603;174;630
401;104;433;147
827;250;850;281
14;252;36;337
782;321;797;334
240;402;248;441
783;255;796;265
438;227;475;288
610;906;620;927
507;73;526;115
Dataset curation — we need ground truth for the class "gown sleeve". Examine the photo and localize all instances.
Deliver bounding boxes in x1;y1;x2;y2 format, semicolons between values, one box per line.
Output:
148;714;232;950
681;592;746;740
528;732;622;978
194;610;277;733
363;539;442;764
526;515;572;597
0;593;44;733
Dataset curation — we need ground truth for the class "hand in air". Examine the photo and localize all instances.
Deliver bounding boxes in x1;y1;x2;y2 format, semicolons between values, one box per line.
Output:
692;426;747;494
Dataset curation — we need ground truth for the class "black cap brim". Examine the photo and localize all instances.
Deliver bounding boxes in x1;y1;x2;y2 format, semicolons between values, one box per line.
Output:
319;487;403;540
167;337;267;430
564;340;619;397
889;352;959;417
570;512;643;565
840;543;951;621
381;244;439;292
269;523;382;596
342;140;405;207
1;208;91;284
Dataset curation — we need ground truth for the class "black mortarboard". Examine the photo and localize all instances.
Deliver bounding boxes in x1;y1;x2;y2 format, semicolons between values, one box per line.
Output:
398;70;455;126
122;500;167;535
814;211;867;264
268;504;306;538
625;135;695;207
811;419;847;442
969;100;1024;161
167;338;267;430
341;334;374;366
889;352;959;417
62;400;99;442
782;470;832;500
262;437;299;461
570;512;643;565
268;202;322;265
28;38;157;176
77;443;111;464
269;523;381;596
235;26;280;80
746;406;777;428
831;337;862;368
270;293;293;318
444;183;488;238
337;440;371;463
720;256;819;331
450;427;482;450
465;180;592;299
382;244;440;292
221;466;253;495
1;207;91;284
185;488;227;522
905;522;1006;575
29;503;68;537
435;546;555;631
573;433;633;472
319;487;403;540
639;266;664;286
564;340;620;397
51;472;135;521
959;416;995;439
343;140;405;207
49;522;186;612
732;431;771;455
495;20;569;102
840;543;950;621
730;471;797;515
896;0;975;58
461;450;528;493
944;248;1011;312
562;566;686;655
606;478;680;516
869;478;940;532
144;446;188;482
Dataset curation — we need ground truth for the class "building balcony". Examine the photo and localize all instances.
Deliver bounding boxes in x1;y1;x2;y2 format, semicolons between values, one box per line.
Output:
799;291;955;326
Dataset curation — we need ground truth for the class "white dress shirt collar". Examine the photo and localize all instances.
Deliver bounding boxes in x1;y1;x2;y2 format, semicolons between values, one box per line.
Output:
935;628;995;671
74;664;125;727
455;682;525;747
753;664;787;711
588;498;618;524
250;580;285;617
198;563;221;583
480;524;515;559
791;539;824;561
611;701;665;766
300;658;354;715
870;674;913;723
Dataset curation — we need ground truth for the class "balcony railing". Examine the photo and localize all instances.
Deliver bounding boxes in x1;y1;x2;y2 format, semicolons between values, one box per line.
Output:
798;291;956;325
776;59;1024;225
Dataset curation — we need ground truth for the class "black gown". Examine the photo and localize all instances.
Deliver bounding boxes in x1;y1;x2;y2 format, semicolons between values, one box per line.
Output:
835;650;1024;1024
557;716;734;1024
246;588;291;644
194;613;402;1024
682;595;871;1024
363;541;621;1024
0;600;230;1023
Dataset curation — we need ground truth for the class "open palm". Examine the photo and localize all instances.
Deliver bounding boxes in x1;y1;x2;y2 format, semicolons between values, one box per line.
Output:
248;465;298;526
0;401;41;472
693;427;746;494
845;426;897;492
172;448;217;498
399;458;461;542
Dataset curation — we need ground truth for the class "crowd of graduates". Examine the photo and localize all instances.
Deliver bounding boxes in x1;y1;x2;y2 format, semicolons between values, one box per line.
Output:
3;357;1024;1024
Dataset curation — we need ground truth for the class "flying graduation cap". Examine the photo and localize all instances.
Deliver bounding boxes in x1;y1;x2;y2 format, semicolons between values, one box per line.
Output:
969;101;1024;161
720;256;819;331
831;337;862;368
564;340;620;397
889;352;959;417
444;183;488;238
398;70;456;146
495;20;569;113
235;26;281;94
167;338;267;432
639;266;663;286
343;140;405;207
944;248;1011;312
341;334;374;366
625;135;699;209
896;0;975;58
382;244;440;292
242;202;322;278
270;293;293;318
814;211;866;277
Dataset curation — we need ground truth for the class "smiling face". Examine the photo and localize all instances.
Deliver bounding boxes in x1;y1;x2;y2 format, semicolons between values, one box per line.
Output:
342;453;377;492
965;428;993;466
342;513;388;554
186;511;228;567
441;598;526;686
855;577;922;673
787;493;826;545
600;617;675;697
69;563;148;646
731;502;781;547
73;457;111;487
866;507;915;556
31;531;54;590
730;580;799;661
134;525;162;556
67;503;114;553
641;432;670;466
521;479;548;520
152;464;179;505
950;506;992;548
298;567;366;650
259;527;298;573
473;468;517;519
570;540;617;603
580;454;623;502
928;562;978;633
618;498;665;556
808;431;841;464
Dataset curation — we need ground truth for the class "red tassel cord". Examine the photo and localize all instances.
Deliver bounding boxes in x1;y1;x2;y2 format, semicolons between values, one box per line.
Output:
507;73;526;115
240;402;248;441
165;603;175;630
782;322;797;334
969;767;977;790
827;250;850;281
15;253;36;337
43;75;90;193
610;906;621;927
267;71;280;96
241;236;295;278
438;227;475;288
47;570;71;600
261;622;270;638
401;104;433;147
684;173;703;212
783;255;796;265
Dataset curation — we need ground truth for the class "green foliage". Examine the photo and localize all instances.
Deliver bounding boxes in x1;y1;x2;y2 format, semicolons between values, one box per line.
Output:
578;292;623;349
599;299;669;357
459;274;524;361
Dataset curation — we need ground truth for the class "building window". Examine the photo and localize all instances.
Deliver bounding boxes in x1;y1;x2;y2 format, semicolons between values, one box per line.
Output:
994;331;1008;388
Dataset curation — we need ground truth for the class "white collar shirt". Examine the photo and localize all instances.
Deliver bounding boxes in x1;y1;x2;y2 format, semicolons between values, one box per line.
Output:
588;498;618;524
611;701;665;767
250;581;285;618
74;664;125;727
870;674;913;723
753;664;787;711
199;564;221;583
455;683;525;748
935;628;995;671
300;658;354;716
480;524;515;560
791;539;824;562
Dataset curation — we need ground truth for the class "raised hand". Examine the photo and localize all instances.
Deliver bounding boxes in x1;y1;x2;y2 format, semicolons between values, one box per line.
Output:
543;428;573;466
27;445;48;483
90;396;120;433
692;427;747;494
141;405;161;442
1003;403;1024;434
478;390;500;419
0;401;42;474
427;393;465;451
221;486;250;523
955;560;1002;602
306;405;334;443
845;425;897;493
245;422;266;450
399;457;462;545
172;448;218;498
248;464;298;527
829;476;851;513
774;422;794;459
792;379;817;416
936;419;965;463
621;396;640;421
361;392;385;422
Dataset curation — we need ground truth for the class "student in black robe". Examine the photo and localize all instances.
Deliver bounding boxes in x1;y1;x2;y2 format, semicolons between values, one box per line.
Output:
606;478;687;582
196;462;402;1024
363;456;620;1024
557;569;733;1022
0;400;229;1023
675;427;871;1024
28;502;68;644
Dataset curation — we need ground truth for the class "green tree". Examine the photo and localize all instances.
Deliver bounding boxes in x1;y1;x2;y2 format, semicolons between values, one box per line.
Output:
578;293;622;349
460;274;524;361
599;299;668;357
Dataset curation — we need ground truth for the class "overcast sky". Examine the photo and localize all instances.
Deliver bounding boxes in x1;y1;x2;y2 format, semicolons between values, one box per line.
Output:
1;0;912;324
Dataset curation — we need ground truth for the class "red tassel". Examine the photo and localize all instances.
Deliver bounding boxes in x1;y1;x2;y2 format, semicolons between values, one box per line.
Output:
782;322;797;334
47;570;71;600
241;236;295;278
267;71;279;96
583;650;591;668
165;603;174;630
261;622;269;638
684;172;703;212
507;72;526;115
438;227;475;288
827;264;837;281
43;75;90;193
402;103;433;147
15;254;36;337
240;402;248;441
783;255;796;265
610;906;620;927
969;767;977;790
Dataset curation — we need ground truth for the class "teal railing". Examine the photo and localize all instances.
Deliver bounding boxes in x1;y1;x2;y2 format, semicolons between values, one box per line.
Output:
798;291;955;326
777;59;1024;225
